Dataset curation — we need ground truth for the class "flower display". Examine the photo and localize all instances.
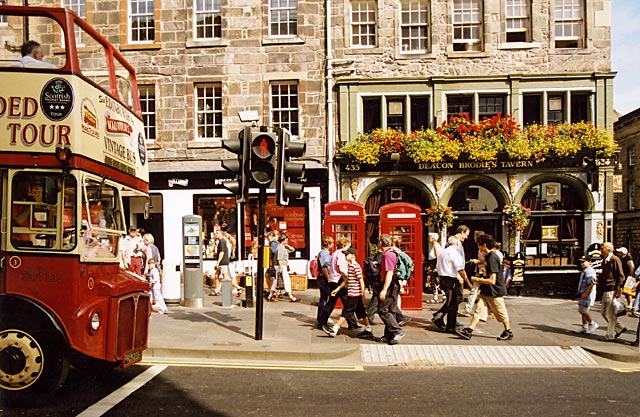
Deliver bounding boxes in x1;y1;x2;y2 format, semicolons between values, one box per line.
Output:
503;203;531;232
425;205;456;232
338;116;616;165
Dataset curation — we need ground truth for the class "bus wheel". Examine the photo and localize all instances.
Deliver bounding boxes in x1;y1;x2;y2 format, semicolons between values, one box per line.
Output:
0;325;69;403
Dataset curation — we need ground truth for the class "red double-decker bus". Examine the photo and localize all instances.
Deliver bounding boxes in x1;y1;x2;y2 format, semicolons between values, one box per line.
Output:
0;6;150;401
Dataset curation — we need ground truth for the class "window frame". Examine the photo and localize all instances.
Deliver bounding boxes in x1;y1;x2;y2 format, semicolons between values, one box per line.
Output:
128;0;156;44
504;0;530;43
194;83;223;142
452;0;483;52
350;0;377;48
194;0;222;40
399;0;429;54
0;0;9;26
139;84;157;143
554;0;584;48
269;0;298;38
359;93;432;133
521;89;593;126
270;81;300;137
628;147;635;167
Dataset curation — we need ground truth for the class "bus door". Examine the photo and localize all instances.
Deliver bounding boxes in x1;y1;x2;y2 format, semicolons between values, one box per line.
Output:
379;203;423;310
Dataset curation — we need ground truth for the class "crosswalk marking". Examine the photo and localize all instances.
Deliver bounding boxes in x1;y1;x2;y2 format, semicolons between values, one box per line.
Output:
361;345;598;367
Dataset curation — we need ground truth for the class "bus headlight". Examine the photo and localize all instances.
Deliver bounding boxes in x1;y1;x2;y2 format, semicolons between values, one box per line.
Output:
90;311;101;332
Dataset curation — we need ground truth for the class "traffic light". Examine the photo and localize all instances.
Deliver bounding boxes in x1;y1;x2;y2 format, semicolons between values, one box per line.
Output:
276;128;306;206
221;126;250;202
249;127;277;187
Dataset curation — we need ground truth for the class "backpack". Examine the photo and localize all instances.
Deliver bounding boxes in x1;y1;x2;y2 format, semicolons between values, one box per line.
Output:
309;256;320;278
394;249;414;283
363;256;380;288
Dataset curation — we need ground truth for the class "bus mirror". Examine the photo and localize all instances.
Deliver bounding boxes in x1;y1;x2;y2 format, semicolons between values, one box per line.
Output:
43;176;61;205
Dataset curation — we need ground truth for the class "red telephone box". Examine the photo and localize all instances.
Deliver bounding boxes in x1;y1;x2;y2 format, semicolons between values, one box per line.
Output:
323;201;366;262
379;203;423;310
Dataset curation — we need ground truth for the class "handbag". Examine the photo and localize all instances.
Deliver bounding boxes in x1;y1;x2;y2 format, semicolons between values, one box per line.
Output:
622;276;637;296
613;295;628;317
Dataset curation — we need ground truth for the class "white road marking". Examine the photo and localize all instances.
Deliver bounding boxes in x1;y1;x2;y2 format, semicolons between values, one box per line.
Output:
76;365;167;417
139;359;363;371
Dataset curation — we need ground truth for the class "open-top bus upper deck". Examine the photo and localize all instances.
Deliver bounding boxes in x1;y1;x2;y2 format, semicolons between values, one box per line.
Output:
0;5;148;195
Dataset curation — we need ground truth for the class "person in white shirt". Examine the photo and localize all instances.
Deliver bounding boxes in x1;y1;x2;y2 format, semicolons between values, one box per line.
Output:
12;41;56;69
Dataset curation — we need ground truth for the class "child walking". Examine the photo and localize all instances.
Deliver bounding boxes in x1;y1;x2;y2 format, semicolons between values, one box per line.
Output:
328;247;374;339
147;258;169;314
575;255;598;334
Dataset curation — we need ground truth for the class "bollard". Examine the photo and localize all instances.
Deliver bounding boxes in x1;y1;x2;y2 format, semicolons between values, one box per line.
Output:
243;274;254;308
221;279;232;308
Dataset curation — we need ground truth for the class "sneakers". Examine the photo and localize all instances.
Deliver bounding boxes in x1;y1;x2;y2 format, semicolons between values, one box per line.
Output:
388;332;406;345
322;324;338;337
456;327;473;340
398;316;412;326
458;310;472;317
575;325;588;334
497;329;514;341
585;322;599;334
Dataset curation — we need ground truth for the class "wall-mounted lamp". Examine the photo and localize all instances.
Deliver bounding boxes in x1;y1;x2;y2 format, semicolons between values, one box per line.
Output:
390;152;401;162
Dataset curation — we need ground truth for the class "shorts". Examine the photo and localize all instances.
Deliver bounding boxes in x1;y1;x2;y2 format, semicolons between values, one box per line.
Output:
578;304;591;314
473;295;510;324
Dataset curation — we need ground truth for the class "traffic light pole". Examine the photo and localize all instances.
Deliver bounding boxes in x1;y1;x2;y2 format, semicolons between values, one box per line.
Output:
254;187;267;340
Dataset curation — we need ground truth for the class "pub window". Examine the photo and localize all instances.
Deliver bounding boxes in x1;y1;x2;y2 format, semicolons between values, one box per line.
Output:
570;92;590;123
447;95;473;120
479;95;505;120
520;181;586;267
522;93;542;125
361;95;431;133
547;95;564;125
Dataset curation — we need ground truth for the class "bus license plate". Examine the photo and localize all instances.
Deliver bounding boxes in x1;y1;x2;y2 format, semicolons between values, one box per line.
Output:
124;350;142;365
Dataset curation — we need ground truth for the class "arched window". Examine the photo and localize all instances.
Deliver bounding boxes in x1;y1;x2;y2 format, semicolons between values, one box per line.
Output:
520;181;585;267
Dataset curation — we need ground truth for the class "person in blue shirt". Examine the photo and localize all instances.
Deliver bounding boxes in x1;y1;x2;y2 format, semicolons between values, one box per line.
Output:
575;255;599;334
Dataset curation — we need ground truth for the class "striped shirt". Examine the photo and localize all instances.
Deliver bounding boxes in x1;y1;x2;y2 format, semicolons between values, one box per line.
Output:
346;260;364;297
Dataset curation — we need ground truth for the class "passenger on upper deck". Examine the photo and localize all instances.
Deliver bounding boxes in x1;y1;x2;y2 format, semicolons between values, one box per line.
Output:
12;40;56;69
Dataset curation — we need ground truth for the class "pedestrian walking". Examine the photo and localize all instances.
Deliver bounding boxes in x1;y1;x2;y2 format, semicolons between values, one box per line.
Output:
319;236;351;332
327;247;373;338
597;242;627;342
268;234;300;302
426;232;443;303
315;236;334;327
460;230;485;317
456;234;513;341
376;234;405;345
574;255;599;334
147;258;168;314
432;236;469;333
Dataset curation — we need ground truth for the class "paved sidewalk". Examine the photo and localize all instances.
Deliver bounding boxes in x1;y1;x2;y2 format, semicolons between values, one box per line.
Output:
143;289;640;367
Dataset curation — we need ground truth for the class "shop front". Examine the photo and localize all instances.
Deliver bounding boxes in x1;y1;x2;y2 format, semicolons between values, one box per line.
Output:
145;167;326;303
340;156;607;297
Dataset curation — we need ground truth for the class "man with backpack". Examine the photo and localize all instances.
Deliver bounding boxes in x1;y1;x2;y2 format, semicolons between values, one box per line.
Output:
376;234;405;345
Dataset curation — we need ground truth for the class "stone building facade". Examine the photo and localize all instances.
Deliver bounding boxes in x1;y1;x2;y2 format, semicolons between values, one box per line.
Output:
6;0;618;298
614;108;640;265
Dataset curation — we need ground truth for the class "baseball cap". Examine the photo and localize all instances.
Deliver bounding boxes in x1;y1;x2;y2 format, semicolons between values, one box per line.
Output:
128;225;137;231
343;247;357;256
617;247;628;255
578;255;592;263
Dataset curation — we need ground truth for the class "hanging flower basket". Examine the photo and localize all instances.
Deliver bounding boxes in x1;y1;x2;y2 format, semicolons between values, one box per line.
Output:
425;205;456;232
503;203;531;232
